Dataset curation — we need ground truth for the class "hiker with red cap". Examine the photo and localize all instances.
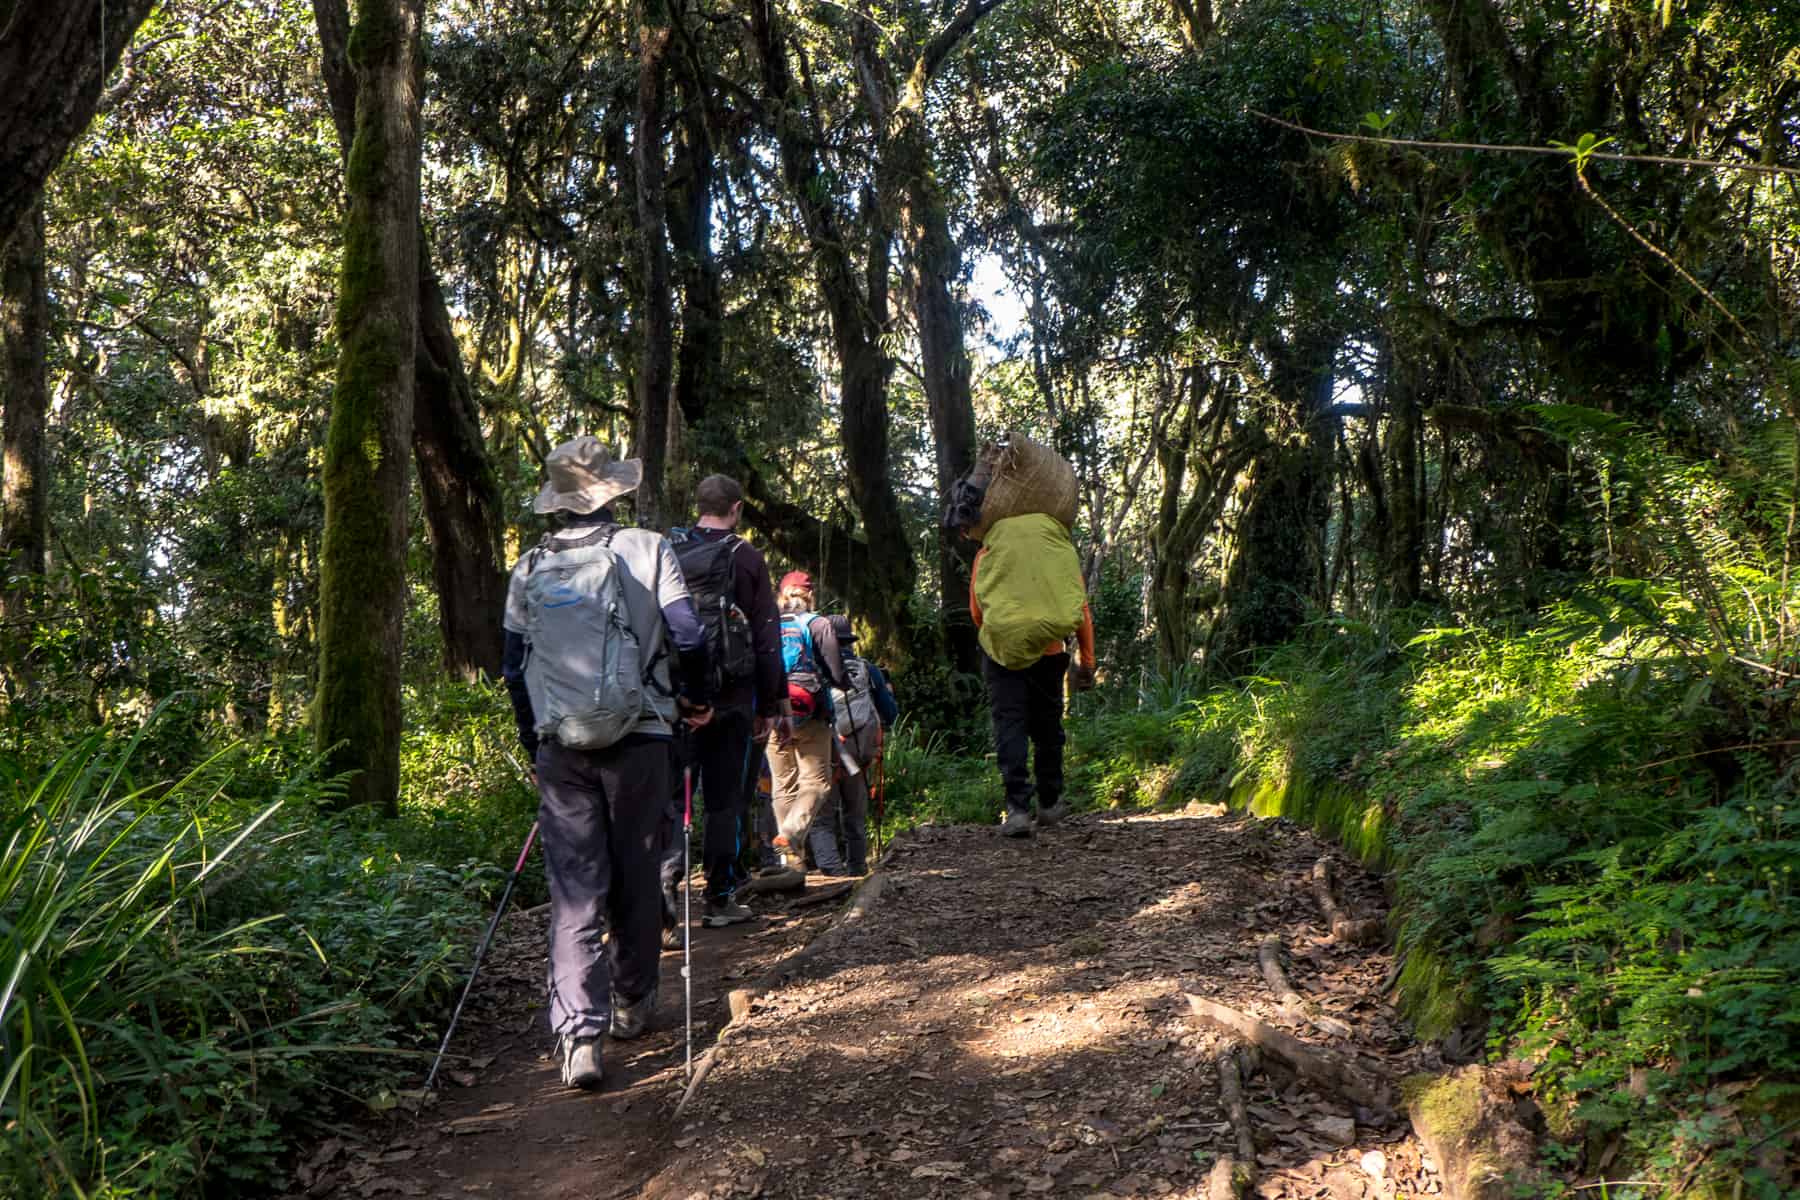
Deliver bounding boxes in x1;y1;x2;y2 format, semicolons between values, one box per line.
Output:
767;571;851;881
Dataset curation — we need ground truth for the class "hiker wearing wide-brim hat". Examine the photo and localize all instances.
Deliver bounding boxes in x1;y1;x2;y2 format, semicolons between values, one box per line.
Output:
534;435;645;516
498;435;717;1093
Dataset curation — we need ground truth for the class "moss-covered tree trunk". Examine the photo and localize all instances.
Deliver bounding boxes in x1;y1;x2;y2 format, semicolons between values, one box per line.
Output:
316;0;506;682
315;0;424;816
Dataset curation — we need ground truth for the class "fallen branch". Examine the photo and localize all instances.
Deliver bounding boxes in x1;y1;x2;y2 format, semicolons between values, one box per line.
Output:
1311;858;1381;946
1207;1042;1256;1200
1184;993;1391;1112
1259;936;1354;1039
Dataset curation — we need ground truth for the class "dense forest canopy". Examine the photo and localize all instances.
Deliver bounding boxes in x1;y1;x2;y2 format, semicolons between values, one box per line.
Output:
1;0;1796;1193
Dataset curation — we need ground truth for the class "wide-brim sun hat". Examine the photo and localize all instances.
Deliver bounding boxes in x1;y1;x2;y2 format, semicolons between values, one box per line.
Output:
534;436;643;515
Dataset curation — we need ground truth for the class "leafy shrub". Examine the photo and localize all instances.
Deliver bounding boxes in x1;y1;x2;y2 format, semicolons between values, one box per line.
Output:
0;717;496;1198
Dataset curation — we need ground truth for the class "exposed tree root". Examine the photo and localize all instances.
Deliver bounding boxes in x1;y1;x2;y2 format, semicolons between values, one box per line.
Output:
1207;1041;1256;1200
1183;992;1391;1112
1259;934;1354;1039
1312;858;1382;945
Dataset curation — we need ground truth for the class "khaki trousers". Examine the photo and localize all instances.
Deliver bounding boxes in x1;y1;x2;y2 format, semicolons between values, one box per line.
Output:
769;717;833;846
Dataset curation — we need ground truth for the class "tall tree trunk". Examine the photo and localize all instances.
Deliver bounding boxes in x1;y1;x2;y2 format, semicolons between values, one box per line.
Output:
1384;362;1424;608
414;259;506;680
315;0;424;816
1210;343;1336;674
749;0;915;655
894;93;978;672
1;200;49;625
633;0;675;530
0;0;156;249
316;0;507;680
670;46;723;435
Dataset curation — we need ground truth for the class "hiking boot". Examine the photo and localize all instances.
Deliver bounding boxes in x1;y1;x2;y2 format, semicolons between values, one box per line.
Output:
773;837;809;876
609;986;658;1040
557;1035;604;1090
662;921;682;951
1037;801;1070;827
999;809;1035;838
703;898;754;927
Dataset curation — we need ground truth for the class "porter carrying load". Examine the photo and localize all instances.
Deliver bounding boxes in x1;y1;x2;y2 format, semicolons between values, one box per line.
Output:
946;431;1079;542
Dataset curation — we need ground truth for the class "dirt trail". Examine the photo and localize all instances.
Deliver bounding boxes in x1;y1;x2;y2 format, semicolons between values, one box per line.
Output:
288;813;1458;1200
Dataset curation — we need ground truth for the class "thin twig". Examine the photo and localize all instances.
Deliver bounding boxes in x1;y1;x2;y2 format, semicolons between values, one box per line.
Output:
1247;109;1800;178
1633;740;1800;771
1574;172;1760;351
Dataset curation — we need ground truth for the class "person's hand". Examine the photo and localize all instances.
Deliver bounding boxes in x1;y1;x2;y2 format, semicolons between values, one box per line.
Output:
679;698;714;729
1071;663;1097;693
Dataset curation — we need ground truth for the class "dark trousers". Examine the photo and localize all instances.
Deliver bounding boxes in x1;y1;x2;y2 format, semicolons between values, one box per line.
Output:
660;705;754;903
536;735;669;1039
984;650;1069;816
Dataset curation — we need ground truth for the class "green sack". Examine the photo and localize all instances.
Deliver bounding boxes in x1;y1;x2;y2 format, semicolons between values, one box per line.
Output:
976;513;1086;670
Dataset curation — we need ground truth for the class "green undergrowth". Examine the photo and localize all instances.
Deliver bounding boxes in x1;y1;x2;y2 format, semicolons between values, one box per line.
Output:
1032;615;1798;1193
1;689;540;1198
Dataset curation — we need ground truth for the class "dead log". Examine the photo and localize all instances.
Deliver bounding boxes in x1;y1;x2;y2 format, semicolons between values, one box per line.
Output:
784;880;856;909
1311;858;1382;945
1184;993;1391;1112
1207;1042;1256;1200
1258;935;1354;1039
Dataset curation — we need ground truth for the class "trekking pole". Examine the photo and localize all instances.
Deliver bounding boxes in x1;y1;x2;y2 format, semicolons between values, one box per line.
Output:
873;724;886;861
681;764;695;1084
426;784;539;1094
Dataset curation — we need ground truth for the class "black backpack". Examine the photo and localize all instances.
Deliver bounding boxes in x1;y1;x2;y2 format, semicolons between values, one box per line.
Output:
673;532;757;694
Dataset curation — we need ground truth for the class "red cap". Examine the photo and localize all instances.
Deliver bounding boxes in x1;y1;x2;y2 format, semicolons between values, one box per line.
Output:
779;570;813;593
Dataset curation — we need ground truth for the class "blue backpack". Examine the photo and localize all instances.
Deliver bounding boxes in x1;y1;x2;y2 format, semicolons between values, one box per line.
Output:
780;612;828;720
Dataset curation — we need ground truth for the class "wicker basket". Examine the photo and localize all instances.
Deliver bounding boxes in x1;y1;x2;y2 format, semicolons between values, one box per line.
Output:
968;432;1078;541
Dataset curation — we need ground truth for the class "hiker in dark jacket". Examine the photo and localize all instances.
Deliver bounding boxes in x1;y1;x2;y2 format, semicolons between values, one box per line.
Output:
500;437;714;1092
811;614;897;876
658;475;791;933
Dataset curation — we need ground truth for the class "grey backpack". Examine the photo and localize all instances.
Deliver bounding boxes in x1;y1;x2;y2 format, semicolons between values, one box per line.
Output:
521;527;648;750
832;656;879;740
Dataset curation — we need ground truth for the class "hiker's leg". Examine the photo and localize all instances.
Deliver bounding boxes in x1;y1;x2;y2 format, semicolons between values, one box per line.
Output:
791;719;835;836
983;651;1035;815
839;768;870;873
698;706;752;902
769;736;803;846
808;771;848;874
536;740;613;1038
599;737;670;1007
752;751;780;870
1028;653;1070;808
771;720;833;846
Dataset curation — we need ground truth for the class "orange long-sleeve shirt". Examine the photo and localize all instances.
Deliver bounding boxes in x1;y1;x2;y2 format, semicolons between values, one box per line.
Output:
969;548;1097;670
